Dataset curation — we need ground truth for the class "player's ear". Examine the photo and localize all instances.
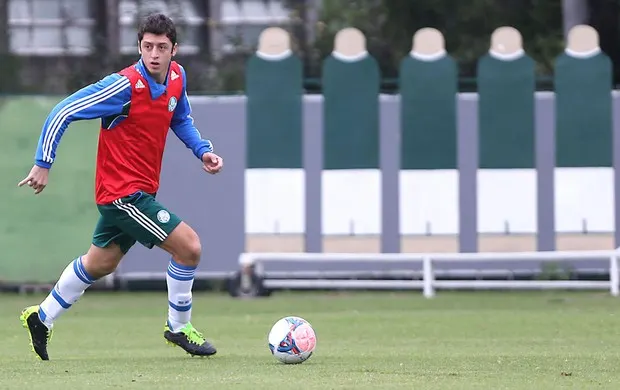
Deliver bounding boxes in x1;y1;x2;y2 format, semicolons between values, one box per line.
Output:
171;43;178;56
137;40;142;55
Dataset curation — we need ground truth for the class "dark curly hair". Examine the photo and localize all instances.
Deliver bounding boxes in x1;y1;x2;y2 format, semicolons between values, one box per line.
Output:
137;13;177;46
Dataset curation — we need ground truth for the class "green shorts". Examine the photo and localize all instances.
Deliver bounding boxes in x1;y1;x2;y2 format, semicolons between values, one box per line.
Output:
92;191;182;254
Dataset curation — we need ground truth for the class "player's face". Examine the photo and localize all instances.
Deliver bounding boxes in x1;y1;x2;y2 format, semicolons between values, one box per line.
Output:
139;33;178;81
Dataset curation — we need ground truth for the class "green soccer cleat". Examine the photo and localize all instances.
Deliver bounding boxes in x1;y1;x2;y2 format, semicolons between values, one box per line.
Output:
20;305;53;361
164;322;217;357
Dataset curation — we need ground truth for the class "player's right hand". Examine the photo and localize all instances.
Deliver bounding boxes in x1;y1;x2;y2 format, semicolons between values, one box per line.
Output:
18;165;50;195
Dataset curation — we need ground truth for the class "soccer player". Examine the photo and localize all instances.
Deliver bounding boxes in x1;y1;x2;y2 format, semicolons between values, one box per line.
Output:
17;13;223;360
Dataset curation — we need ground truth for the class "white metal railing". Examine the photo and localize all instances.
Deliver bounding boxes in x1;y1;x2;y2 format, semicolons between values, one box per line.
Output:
238;249;620;298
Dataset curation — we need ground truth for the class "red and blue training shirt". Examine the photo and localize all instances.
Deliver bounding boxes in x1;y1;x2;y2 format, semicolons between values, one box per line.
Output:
33;59;213;205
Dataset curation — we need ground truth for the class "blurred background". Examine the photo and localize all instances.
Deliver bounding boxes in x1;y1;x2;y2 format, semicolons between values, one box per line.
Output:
2;0;620;295
1;0;618;94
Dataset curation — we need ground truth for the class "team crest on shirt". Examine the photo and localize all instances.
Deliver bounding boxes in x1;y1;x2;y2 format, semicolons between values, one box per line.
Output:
157;210;170;223
168;96;177;112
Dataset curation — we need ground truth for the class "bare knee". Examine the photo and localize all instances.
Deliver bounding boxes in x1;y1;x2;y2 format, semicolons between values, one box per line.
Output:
161;223;202;267
81;244;124;279
175;231;201;267
182;236;201;267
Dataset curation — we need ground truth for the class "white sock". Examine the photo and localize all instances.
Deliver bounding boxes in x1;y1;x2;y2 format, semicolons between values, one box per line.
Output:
38;256;96;328
166;259;196;332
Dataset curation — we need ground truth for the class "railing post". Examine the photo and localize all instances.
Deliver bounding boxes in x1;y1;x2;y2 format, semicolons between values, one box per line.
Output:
423;256;434;298
611;253;619;297
239;254;254;291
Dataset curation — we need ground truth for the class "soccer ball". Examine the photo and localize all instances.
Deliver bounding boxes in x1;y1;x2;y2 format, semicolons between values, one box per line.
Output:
268;316;316;364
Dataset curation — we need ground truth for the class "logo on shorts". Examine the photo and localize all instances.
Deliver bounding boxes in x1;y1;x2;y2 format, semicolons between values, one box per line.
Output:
168;96;177;112
157;210;170;223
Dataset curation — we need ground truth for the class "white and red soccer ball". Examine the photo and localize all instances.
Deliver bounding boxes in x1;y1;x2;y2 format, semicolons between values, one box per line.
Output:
268;316;317;364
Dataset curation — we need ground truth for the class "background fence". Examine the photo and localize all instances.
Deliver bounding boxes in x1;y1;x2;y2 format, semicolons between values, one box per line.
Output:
2;24;620;287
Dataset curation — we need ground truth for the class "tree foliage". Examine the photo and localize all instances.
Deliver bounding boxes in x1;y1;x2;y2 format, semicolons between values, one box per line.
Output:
3;0;616;94
309;0;565;81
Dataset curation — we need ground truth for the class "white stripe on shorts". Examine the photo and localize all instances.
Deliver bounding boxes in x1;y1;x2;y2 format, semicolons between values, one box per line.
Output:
112;199;168;242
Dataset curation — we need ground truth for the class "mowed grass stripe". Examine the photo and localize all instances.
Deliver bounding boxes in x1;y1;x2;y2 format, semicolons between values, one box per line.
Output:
0;291;619;389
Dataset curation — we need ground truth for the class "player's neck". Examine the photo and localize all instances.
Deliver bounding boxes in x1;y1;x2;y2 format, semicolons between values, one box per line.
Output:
146;69;167;84
141;60;168;84
151;72;167;84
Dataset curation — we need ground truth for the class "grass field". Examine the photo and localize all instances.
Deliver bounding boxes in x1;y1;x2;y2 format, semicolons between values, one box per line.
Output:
1;290;620;389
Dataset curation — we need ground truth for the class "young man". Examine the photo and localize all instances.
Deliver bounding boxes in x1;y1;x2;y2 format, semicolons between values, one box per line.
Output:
18;13;223;360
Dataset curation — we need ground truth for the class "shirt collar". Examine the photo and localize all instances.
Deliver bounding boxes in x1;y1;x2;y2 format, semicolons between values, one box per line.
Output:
135;58;170;100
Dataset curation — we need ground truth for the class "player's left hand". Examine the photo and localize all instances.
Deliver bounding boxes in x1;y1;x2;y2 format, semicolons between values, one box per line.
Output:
202;152;223;174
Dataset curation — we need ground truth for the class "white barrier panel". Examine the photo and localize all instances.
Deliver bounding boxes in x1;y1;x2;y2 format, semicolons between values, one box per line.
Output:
238;250;620;298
